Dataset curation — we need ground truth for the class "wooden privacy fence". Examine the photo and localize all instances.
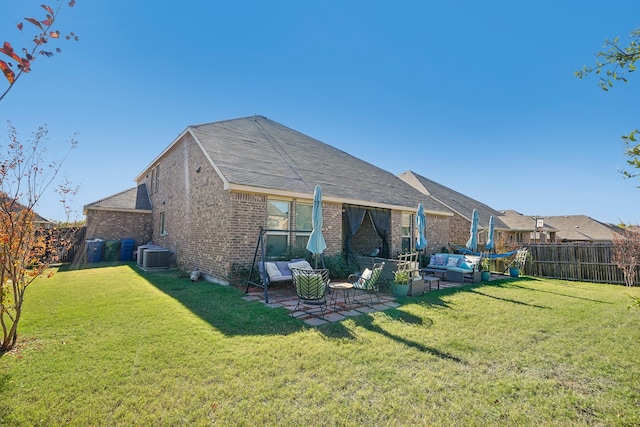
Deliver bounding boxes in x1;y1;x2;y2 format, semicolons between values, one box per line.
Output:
523;243;637;285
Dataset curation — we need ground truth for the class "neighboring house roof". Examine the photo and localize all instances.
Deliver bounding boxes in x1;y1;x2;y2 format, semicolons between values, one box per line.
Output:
83;184;152;214
538;215;622;242
136;115;451;214
398;170;509;229
0;197;52;226
497;210;544;231
498;210;621;241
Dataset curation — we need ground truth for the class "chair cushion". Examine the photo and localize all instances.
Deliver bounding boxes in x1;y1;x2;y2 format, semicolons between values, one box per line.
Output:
297;273;325;299
265;262;282;279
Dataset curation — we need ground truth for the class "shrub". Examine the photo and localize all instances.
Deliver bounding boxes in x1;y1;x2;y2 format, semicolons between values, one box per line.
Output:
322;253;359;279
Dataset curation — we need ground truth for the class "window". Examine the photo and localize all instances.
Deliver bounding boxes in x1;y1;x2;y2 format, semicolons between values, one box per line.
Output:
401;213;413;253
160;212;166;235
294;202;313;249
266;200;290;257
154;164;160;192
150;164;160;193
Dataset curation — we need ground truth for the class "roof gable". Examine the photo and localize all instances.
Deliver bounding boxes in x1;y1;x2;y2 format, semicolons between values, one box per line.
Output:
399;171;508;228
83;184;152;213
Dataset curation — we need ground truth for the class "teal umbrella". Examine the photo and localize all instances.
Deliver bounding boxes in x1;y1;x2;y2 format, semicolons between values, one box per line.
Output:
486;215;495;251
466;209;479;252
306;185;327;267
416;203;427;251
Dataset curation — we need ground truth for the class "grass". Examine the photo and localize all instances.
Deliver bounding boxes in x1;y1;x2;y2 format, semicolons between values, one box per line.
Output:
2;263;640;426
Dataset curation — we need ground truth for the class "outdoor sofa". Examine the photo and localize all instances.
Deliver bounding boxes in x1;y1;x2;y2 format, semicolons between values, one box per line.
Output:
260;259;312;284
424;253;481;283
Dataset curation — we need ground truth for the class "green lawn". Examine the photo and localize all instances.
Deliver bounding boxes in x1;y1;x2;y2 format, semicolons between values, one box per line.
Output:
2;264;640;426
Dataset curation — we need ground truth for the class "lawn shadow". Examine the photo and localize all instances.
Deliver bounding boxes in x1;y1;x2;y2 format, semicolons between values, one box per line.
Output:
58;260;132;271
348;310;463;363
128;265;305;337
318;321;358;340
466;287;550;309
508;283;613;304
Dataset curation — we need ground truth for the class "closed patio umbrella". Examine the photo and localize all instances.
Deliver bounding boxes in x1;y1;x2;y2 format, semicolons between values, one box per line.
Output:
466;209;479;252
486;215;495;251
416;203;427;251
306;185;327;267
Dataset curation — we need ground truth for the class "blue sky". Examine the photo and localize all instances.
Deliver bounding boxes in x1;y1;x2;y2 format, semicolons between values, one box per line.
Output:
1;0;639;225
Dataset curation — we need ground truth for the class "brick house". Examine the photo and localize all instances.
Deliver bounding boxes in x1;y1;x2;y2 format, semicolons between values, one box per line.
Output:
85;116;454;284
83;185;153;247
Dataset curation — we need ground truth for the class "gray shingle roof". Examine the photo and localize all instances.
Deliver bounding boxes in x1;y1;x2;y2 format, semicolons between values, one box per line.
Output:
188;116;448;212
497;210;623;241
83;184;151;213
1;198;51;224
538;215;621;242
496;210;540;231
399;171;509;229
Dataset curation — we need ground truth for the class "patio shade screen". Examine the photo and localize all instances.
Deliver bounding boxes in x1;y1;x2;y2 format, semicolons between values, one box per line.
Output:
344;205;391;260
344;205;367;259
368;208;391;259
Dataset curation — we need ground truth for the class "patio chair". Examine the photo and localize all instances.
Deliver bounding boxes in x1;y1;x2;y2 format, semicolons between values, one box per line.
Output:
348;262;385;305
291;267;330;319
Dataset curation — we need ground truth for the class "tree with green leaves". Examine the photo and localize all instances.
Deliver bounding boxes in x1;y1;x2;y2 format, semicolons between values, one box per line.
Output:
576;28;640;182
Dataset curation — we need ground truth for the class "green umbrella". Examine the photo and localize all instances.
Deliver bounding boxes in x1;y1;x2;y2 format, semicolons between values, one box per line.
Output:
306;185;327;267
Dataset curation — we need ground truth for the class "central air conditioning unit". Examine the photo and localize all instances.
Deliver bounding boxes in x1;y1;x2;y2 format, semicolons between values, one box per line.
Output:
142;248;171;270
136;244;153;267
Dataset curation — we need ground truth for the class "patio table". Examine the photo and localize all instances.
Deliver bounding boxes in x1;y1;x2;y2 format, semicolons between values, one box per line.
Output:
328;282;353;309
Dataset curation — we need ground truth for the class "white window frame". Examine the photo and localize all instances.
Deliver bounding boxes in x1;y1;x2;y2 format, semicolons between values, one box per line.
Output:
294;201;313;248
401;212;413;253
266;199;291;257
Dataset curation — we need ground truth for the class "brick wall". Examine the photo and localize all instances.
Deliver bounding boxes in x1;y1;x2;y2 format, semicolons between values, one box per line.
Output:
447;212;493;249
448;213;471;247
85;209;152;249
351;215;382;255
426;214;450;254
228;191;267;271
140;133;233;281
322;202;342;255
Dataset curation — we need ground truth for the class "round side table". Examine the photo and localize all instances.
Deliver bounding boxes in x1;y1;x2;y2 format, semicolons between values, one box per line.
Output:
328;282;354;309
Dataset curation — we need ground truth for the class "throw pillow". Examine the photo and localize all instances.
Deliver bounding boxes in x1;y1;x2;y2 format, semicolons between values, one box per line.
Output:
265;262;282;279
447;257;459;267
288;260;312;271
435;255;446;266
361;268;372;280
429;255;436;265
